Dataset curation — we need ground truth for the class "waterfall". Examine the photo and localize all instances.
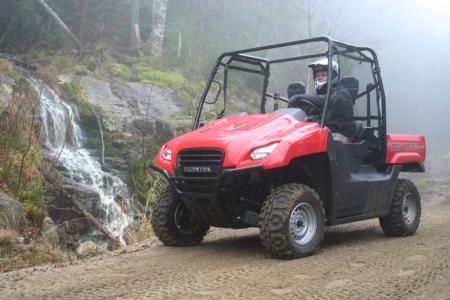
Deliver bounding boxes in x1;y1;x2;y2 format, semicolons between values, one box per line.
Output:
93;110;105;166
33;79;131;246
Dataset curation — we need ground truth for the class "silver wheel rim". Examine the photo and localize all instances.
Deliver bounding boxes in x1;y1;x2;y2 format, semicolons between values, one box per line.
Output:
289;202;318;245
402;192;417;225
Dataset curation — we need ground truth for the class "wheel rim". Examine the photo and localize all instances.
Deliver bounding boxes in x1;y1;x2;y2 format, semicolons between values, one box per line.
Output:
174;202;199;234
402;192;417;225
289;202;318;245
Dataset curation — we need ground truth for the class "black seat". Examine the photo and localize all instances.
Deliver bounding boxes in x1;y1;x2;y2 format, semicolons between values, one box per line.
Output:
352;121;364;140
287;82;306;99
339;77;359;104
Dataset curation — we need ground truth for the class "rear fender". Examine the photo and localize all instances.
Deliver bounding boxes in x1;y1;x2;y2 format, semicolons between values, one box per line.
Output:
385;134;426;171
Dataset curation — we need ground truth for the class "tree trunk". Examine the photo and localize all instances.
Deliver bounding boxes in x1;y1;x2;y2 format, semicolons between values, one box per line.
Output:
36;0;82;50
80;0;88;45
176;30;182;58
151;0;168;55
130;0;142;46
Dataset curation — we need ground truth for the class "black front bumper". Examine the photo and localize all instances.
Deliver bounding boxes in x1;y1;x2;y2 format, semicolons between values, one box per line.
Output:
149;163;263;199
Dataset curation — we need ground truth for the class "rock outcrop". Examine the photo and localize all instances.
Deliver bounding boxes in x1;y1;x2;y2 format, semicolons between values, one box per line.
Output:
0;192;25;231
79;77;186;133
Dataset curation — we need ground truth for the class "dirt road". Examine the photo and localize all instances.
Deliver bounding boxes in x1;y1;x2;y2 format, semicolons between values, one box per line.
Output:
1;179;450;299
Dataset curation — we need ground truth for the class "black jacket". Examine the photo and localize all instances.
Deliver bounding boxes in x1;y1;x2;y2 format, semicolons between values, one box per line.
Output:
288;85;354;136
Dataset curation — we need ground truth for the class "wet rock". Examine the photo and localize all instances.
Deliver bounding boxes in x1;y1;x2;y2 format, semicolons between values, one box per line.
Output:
47;184;102;238
61;184;103;217
76;240;107;258
112;139;127;149
0;192;25;230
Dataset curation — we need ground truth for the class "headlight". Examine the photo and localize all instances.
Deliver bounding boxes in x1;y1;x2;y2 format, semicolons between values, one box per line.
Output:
162;147;172;161
250;143;279;161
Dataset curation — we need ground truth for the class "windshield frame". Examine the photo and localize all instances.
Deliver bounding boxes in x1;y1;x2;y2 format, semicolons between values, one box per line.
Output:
192;36;386;153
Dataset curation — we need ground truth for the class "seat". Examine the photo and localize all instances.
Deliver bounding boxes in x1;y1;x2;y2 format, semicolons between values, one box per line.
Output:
353;120;363;140
339;77;359;104
287;82;306;99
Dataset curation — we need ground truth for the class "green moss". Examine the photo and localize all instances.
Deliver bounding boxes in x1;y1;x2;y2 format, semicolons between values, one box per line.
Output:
135;63;187;88
111;64;132;81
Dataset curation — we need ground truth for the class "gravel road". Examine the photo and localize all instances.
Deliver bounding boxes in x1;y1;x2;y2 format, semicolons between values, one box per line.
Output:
1;178;449;299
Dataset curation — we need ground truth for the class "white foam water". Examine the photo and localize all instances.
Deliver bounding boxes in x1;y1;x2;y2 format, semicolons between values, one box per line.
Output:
34;79;131;246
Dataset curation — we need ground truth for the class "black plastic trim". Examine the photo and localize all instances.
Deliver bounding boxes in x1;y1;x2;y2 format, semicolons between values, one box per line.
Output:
149;164;264;199
400;162;425;173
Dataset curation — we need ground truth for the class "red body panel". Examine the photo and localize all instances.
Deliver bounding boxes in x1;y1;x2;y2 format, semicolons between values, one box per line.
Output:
385;134;426;164
155;114;329;174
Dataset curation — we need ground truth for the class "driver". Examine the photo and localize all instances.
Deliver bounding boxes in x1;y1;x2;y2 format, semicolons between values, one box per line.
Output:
289;58;354;142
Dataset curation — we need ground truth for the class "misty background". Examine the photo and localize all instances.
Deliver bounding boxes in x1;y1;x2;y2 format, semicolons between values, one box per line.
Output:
0;0;447;152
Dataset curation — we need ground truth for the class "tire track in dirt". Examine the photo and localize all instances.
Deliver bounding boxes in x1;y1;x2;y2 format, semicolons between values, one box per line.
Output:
1;184;450;299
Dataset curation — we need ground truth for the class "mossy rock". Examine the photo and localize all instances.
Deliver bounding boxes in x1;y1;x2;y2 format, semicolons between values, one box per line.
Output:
0;192;25;230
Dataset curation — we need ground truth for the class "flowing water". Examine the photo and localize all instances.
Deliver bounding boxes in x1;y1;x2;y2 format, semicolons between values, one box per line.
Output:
34;79;131;246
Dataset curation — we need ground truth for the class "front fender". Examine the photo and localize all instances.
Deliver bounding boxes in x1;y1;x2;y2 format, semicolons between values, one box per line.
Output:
235;127;329;170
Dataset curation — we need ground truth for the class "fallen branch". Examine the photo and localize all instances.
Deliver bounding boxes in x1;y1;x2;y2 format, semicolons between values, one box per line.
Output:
44;175;120;246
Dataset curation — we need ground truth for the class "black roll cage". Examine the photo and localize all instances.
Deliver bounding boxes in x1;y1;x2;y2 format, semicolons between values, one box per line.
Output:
193;36;387;157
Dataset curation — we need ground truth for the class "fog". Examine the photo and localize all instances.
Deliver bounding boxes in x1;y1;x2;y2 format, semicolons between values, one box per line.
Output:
217;0;450;153
308;0;450;153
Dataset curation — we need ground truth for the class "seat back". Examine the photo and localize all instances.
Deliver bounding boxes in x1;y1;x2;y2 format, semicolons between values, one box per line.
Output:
287;82;306;99
339;77;359;104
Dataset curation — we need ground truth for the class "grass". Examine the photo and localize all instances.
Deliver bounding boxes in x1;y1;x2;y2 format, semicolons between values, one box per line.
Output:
0;58;15;79
0;237;71;273
135;63;187;88
111;64;132;81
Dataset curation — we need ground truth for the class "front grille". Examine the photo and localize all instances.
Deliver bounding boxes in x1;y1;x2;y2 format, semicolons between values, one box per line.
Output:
176;148;224;196
177;148;224;177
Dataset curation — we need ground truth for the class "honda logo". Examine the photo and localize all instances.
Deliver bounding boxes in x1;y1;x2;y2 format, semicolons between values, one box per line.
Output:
183;166;212;173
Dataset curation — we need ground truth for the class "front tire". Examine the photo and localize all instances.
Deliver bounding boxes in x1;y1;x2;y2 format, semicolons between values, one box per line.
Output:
379;179;421;236
151;185;209;246
260;183;325;259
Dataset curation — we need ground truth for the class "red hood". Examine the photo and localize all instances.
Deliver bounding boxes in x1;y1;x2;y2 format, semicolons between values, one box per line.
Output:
156;114;329;173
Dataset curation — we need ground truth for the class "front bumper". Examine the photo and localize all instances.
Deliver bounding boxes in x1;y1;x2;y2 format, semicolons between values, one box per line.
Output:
149;163;263;199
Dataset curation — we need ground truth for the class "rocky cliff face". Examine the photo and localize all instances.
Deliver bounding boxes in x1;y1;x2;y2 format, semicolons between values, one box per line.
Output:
60;75;186;135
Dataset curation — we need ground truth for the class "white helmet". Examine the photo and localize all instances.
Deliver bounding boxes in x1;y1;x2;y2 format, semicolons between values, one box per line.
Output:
308;58;339;94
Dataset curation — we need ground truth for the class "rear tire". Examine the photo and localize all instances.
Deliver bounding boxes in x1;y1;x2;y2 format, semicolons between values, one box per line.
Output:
260;183;325;259
151;185;209;246
379;179;421;236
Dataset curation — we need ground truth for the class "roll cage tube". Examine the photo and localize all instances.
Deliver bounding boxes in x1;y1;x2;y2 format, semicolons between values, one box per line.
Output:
192;36;387;159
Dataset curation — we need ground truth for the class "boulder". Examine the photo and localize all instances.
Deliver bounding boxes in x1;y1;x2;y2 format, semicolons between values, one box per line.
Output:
76;240;107;258
41;217;61;247
0;192;25;230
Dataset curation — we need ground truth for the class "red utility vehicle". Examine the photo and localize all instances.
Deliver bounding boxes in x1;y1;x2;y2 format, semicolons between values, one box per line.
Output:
150;37;426;259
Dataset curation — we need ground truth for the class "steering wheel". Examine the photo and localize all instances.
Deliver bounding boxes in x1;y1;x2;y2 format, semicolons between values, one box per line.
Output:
288;94;323;112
